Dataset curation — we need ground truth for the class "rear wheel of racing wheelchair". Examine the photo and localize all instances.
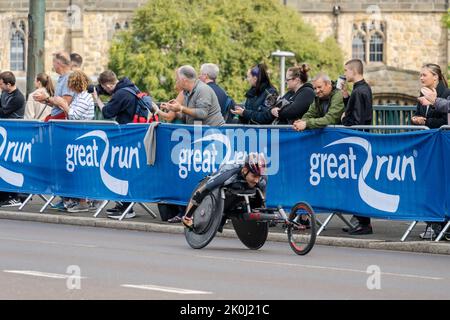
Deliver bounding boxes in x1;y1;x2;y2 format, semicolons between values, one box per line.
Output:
287;202;316;255
184;181;224;250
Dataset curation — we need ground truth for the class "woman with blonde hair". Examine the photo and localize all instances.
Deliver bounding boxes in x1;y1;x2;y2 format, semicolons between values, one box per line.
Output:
413;63;450;128
24;73;54;120
52;70;95;120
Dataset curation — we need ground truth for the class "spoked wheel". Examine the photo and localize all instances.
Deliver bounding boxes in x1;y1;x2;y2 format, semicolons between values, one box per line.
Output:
287;202;316;255
184;187;224;249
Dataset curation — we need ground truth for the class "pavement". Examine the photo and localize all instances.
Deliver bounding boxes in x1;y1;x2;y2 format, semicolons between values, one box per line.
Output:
0;195;449;255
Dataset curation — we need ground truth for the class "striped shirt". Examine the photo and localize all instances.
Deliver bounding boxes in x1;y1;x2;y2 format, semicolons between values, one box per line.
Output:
68;91;95;120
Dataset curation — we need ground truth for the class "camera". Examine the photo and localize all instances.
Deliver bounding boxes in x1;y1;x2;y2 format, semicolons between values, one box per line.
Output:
87;84;108;96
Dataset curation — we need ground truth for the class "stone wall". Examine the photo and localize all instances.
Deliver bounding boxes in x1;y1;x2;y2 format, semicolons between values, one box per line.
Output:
285;0;448;13
301;12;448;72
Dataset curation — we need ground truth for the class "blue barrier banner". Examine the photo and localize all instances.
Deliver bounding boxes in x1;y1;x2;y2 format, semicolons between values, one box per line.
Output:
0;121;50;194
51;122;156;202
0;121;446;222
157;125;445;221
268;128;445;221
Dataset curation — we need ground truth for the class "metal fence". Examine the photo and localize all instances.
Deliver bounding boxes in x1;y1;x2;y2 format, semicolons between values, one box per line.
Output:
373;104;416;127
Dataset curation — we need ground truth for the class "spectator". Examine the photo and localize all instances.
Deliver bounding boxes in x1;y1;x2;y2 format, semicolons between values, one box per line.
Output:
231;63;278;124
55;70;95;121
199;63;235;122
70;53;83;70
156;73;186;123
340;59;374;235
93;70;140;125
421;88;450;113
271;64;315;125
91;70;147;219
341;59;373;126
166;65;225;126
0;71;25;206
412;63;449;129
0;71;25;119
33;51;75;121
24;73;54;121
293;73;344;131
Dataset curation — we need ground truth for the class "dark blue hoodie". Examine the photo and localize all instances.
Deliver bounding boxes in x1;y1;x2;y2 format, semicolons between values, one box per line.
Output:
102;77;138;124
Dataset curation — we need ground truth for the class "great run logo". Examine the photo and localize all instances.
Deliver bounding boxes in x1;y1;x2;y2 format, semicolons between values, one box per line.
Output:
309;137;417;213
170;125;279;179
0;126;34;187
65;130;141;196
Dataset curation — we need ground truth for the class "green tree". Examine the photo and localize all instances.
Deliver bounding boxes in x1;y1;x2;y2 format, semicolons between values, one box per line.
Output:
109;0;344;101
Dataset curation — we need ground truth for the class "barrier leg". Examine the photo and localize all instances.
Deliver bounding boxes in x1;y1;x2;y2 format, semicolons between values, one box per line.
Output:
93;200;109;218
315;216;324;227
18;194;34;211
40;195;56;213
401;221;417;242
38;194;49;203
435;221;450;242
336;213;356;229
138;202;157;219
119;202;135;221
316;213;335;236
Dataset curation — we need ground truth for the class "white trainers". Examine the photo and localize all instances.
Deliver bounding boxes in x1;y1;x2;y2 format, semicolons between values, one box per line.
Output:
67;203;90;213
0;198;22;207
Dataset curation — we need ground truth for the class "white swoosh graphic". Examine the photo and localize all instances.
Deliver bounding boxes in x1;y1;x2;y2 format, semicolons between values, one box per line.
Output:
0;127;24;187
77;131;128;196
193;134;231;166
326;137;399;213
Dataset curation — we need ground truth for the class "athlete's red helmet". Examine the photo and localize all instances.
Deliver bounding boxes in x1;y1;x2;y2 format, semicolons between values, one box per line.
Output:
245;152;266;176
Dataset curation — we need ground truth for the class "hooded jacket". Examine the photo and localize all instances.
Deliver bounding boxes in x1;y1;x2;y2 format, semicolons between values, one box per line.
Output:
277;82;315;124
102;77;138;124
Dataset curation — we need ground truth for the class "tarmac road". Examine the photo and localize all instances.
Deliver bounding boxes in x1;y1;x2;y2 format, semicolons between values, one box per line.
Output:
0;219;449;300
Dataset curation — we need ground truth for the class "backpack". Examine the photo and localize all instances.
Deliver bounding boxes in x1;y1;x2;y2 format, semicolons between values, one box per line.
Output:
123;86;159;123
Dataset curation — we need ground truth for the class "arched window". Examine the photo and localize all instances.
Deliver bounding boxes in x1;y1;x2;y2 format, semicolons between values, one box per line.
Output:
10;31;25;71
352;33;366;61
369;33;383;62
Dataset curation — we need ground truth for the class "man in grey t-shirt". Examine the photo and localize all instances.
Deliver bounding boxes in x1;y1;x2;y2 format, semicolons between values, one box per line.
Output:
166;65;224;126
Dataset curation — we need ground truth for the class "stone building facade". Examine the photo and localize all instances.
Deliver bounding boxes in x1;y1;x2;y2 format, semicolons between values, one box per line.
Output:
286;0;449;104
0;0;448;104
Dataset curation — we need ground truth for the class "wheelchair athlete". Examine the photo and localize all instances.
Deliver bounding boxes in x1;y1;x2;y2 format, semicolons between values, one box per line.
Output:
182;153;267;229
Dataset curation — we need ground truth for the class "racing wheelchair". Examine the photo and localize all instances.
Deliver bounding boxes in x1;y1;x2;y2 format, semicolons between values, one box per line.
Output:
184;177;316;255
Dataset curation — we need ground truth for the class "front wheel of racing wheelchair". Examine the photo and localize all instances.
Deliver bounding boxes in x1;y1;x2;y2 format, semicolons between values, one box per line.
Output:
184;178;269;251
184;177;224;249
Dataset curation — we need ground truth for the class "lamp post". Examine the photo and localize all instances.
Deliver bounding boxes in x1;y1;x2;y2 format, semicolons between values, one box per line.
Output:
27;0;46;97
271;50;295;96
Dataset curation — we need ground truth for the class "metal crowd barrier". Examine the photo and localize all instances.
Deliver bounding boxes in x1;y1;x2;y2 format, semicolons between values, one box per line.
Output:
434;125;450;242
224;123;434;240
32;120;158;221
331;125;431;242
5;120;447;241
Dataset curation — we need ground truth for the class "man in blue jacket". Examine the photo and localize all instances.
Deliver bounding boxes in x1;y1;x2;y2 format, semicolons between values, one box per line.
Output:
93;70;138;124
92;70;140;219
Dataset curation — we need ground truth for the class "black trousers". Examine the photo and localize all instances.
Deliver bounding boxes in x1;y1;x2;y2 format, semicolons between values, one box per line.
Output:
355;215;371;226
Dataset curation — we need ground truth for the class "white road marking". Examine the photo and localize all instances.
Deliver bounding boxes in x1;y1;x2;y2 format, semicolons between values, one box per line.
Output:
0;236;97;248
3;270;85;279
121;284;212;295
194;255;444;281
